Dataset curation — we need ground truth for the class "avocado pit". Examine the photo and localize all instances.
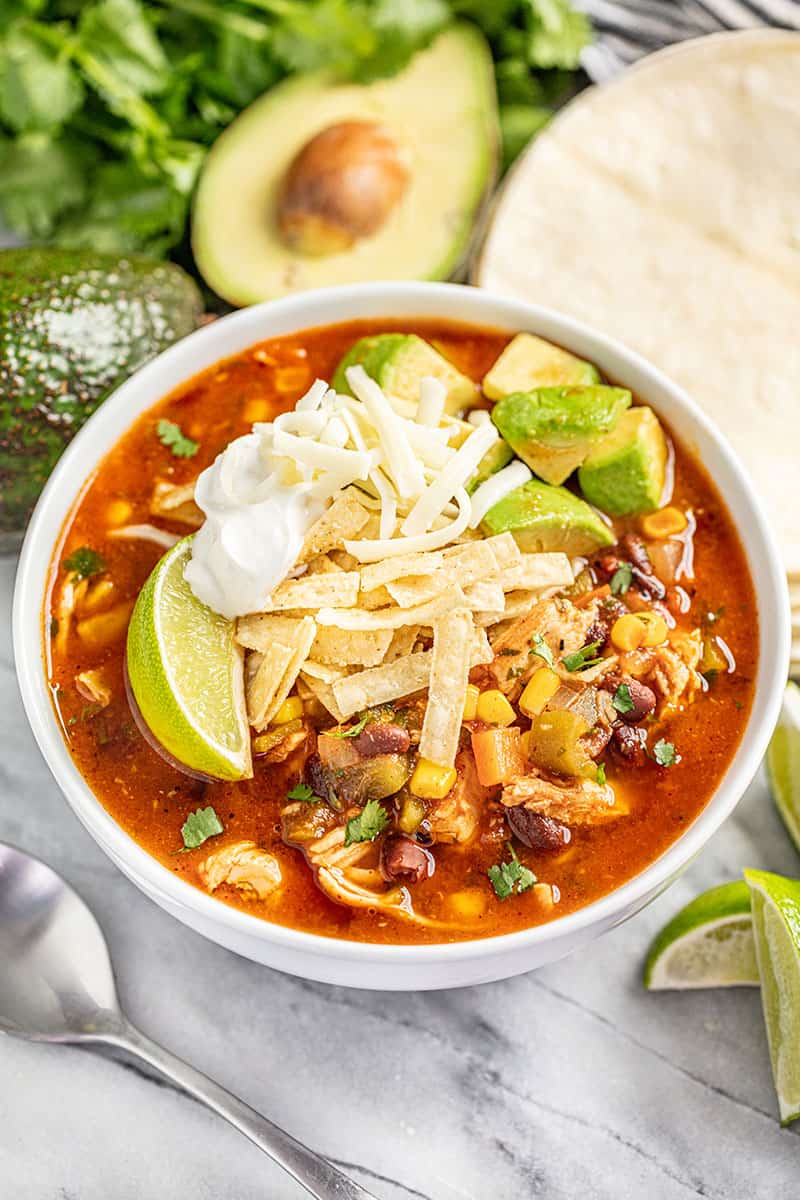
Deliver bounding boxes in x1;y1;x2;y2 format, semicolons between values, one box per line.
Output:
277;120;410;257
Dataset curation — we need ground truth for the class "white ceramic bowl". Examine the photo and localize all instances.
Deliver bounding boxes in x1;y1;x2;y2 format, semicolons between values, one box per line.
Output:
14;282;789;990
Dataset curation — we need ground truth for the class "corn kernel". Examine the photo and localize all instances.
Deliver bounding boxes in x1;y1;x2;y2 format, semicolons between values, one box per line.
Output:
448;890;487;920
409;757;457;800
272;696;303;725
637;611;669;647
610;613;647;651
519;729;532;759
519;667;560;717
462;684;480;722
106;499;132;527
641;506;688;539
242;398;271;424
476;689;516;727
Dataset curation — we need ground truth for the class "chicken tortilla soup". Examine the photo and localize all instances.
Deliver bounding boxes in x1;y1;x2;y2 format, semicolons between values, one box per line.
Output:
45;319;757;943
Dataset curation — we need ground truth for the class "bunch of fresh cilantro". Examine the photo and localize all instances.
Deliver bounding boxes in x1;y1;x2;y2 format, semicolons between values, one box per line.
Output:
0;0;589;259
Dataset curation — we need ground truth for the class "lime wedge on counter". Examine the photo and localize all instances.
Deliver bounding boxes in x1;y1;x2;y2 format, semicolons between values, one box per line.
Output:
644;881;758;990
766;682;800;854
126;537;252;781
744;869;800;1124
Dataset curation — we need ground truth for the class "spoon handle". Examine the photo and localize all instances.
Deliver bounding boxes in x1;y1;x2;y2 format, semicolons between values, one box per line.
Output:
106;1020;379;1200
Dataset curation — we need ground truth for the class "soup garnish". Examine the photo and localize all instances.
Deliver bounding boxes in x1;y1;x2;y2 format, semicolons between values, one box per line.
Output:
46;319;757;943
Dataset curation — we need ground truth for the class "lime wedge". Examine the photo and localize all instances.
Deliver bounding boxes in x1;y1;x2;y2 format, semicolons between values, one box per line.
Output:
126;537;252;781
744;869;800;1125
644;881;758;990
766;682;800;854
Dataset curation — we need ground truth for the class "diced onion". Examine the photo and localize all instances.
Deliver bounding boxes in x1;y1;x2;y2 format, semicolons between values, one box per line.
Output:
468;461;532;529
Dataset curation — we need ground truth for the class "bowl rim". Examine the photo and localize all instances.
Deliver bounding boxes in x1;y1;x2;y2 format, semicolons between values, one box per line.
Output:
13;280;790;967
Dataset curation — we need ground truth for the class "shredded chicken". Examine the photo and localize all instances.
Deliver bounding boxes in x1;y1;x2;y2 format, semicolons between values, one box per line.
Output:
75;668;112;708
426;750;488;844
502;768;617;825
199;841;282;900
484;596;599;697
150;480;203;528
645;629;703;716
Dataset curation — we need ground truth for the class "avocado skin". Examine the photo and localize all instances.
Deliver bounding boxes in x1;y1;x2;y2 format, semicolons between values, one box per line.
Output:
481;478;613;556
0;248;203;536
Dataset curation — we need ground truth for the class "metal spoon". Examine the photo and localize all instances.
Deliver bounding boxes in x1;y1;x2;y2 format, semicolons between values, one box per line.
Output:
0;842;378;1200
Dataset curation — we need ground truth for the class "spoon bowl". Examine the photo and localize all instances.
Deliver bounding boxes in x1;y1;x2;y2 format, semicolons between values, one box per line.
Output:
0;843;120;1040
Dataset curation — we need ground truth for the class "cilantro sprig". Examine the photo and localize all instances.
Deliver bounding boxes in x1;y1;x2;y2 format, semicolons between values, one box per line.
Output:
331;713;369;739
488;843;537;901
652;739;679;768
530;633;554;669
612;683;635;715
181;805;223;850
287;782;321;804
610;562;633;596
62;546;106;579
344;799;389;847
157;419;199;458
562;640;603;673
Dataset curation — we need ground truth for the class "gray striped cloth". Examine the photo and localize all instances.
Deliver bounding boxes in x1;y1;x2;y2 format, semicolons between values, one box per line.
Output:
576;0;800;80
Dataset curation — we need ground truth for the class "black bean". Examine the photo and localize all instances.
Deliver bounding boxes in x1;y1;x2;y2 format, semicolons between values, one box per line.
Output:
381;835;434;884
619;533;652;575
611;724;646;762
354;722;411;757
604;674;657;724
506;805;571;852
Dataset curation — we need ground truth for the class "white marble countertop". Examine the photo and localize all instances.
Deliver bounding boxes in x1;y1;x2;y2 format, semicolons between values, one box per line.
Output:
1;555;797;1199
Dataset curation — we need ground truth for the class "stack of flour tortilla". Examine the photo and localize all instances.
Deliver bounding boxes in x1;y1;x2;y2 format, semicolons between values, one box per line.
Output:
474;30;800;673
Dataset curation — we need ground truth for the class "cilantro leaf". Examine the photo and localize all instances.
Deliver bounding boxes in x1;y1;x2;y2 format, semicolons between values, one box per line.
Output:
287;782;320;803
181;805;223;850
77;0;171;98
0;135;88;240
612;683;635;715
610;562;633;596
62;546;106;579
344;799;389;847
523;0;592;71
0;24;85;135
157;418;198;458
331;713;369;739
562;641;603;672
530;633;554;669
652;739;678;768
596;762;606;785
488;843;537;901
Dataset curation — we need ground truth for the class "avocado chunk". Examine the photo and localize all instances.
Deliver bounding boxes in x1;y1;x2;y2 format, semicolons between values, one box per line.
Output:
467;438;515;494
483;333;600;400
192;25;499;306
333;334;479;414
0;248;202;541
481;479;613;556
491;385;631;485
578;406;668;516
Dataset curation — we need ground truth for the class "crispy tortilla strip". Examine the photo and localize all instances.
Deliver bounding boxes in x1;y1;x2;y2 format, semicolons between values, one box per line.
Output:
480;531;522;571
299;490;371;560
462;580;506;612
386;575;445;609
419;609;474;768
264;572;360;612
261;616;317;728
305;553;345;575
311;626;394;668
383;624;422;662
150;480;203;528
331;627;489;718
300;660;346;684
299;673;348;723
496;552;573;592
358;584;394;610
316;586;466;631
246;642;295;728
328;549;360;571
484;588;564;624
236;614;305;652
332;653;433;718
360;551;448;592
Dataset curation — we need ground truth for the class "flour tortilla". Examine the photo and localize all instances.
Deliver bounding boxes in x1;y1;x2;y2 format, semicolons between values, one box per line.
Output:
474;30;800;574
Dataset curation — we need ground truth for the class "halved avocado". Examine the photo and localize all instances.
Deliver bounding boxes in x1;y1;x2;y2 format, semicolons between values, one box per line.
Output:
192;25;498;305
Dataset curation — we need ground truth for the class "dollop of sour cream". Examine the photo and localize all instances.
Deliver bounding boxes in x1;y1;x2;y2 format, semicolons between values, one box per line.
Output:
184;430;322;620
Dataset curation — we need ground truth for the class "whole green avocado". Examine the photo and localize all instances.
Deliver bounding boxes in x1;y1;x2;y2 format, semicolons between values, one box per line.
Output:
0;248;203;541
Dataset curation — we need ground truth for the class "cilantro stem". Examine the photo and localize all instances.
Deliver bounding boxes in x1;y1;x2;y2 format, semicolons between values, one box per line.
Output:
155;0;272;41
